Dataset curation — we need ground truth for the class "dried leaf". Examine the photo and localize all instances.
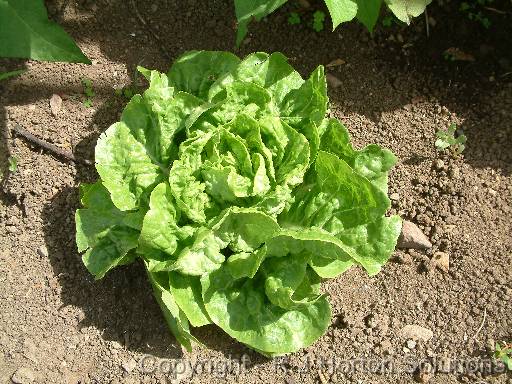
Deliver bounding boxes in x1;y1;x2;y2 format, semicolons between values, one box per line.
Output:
326;58;346;68
444;47;475;62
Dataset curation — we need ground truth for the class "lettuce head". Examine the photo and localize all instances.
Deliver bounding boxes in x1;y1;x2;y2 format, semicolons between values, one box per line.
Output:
75;51;401;356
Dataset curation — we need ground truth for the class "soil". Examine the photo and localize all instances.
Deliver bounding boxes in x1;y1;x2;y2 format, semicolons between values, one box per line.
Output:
1;0;511;383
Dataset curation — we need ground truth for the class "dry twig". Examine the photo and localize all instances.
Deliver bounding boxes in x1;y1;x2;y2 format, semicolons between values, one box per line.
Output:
483;6;508;14
11;124;92;165
424;8;430;38
472;307;487;340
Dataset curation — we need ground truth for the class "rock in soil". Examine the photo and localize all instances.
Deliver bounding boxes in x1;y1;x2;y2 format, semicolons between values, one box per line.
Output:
415;369;433;383
121;358;137;373
11;367;35;384
400;325;433;342
397;221;433;250
434;159;445;170
431;251;450;271
49;94;62;116
36;245;48;258
379;339;393;355
406;339;417;349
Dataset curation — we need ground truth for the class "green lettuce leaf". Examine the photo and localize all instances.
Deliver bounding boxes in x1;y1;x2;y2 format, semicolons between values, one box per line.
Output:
95;122;164;211
75;182;144;279
280;66;327;127
201;267;331;354
209;52;304;105
336;215;402;275
169;272;211;327
226;245;268;279
266;229;355;278
320;118;397;193
262;254;324;310
168;51;241;100
138;182;195;259
146;207;280;276
147;268;203;351
279;150;390;231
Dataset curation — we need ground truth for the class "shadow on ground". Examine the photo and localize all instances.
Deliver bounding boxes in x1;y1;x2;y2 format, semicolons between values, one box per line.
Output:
1;62;28;207
42;0;512;176
40;100;185;358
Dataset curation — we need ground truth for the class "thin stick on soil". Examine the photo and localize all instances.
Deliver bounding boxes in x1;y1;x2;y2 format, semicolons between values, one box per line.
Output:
483;6;508;14
11;124;92;165
130;0;171;60
424;8;430;38
472;307;487;340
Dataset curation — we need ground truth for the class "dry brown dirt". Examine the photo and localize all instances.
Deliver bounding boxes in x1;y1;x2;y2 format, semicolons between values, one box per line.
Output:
1;1;511;383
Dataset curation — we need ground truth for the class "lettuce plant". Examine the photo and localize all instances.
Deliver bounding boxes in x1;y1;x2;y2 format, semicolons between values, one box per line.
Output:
75;51;401;356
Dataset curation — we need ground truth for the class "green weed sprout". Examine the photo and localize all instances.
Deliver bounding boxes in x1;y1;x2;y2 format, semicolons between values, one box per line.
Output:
288;12;301;25
312;10;326;32
495;342;512;370
8;156;18;172
81;78;95;107
435;123;467;155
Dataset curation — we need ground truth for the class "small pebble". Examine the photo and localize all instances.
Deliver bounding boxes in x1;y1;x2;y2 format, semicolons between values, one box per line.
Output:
407;339;417;349
400;324;433;342
11;367;35;384
122;358;137;373
448;165;460;179
6;226;17;234
390;192;400;201
37;245;48;258
432;251;449;271
397;221;432;250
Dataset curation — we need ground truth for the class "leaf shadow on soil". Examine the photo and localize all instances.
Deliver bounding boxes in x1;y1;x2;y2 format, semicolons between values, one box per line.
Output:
38;95;185;359
1;67;27;208
51;0;511;175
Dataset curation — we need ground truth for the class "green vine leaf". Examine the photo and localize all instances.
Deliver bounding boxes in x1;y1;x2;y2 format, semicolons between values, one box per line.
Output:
384;0;432;24
0;0;90;63
324;0;358;30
